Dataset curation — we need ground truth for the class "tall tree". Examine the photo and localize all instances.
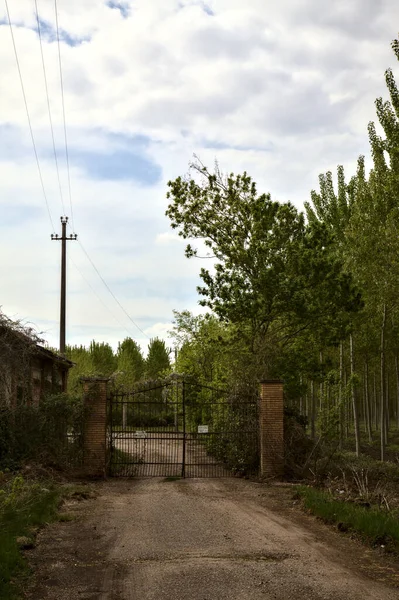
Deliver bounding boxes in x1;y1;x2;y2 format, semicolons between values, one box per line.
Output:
65;345;94;392
146;338;171;380
117;337;145;387
166;160;361;378
89;341;117;376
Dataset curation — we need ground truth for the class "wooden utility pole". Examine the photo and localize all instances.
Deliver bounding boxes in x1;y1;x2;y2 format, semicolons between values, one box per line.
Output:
51;216;77;354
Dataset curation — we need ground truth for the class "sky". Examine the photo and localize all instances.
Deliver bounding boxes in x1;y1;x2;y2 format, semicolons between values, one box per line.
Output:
0;0;399;355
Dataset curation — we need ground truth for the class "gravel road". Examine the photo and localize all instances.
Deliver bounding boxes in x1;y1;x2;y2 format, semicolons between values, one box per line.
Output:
28;478;399;599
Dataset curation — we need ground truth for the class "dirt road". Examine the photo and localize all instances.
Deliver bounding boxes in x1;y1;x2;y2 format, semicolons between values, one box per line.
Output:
28;478;399;599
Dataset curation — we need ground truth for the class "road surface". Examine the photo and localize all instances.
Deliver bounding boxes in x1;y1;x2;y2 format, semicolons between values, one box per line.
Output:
27;478;399;599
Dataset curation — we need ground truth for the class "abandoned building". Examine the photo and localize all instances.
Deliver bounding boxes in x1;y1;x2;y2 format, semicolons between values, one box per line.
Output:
0;311;74;406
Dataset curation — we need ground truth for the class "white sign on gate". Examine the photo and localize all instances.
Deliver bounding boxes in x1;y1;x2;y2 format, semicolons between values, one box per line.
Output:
133;431;147;438
198;425;209;434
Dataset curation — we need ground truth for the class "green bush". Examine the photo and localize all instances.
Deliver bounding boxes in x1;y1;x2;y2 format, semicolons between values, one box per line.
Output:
0;393;86;471
284;405;316;479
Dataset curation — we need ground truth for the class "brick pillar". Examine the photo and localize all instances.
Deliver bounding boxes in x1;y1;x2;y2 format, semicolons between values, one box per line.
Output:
259;380;284;479
81;377;109;477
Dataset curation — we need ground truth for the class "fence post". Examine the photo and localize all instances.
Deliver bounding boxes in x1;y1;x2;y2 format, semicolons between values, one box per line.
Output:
259;380;284;479
81;376;110;477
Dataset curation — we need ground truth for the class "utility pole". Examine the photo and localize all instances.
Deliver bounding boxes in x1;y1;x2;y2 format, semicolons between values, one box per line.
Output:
51;216;77;354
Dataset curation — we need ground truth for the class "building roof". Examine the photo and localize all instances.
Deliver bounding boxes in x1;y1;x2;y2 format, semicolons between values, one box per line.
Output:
35;345;75;369
0;311;74;370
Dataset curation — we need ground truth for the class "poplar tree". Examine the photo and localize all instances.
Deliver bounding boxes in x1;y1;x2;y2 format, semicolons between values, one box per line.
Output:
117;337;145;387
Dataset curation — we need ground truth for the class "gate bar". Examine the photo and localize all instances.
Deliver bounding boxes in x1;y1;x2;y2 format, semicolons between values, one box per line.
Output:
181;380;186;478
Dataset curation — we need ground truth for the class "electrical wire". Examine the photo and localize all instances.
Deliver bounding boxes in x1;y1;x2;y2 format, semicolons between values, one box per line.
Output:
6;2;147;342
68;254;139;340
5;2;147;348
54;0;75;229
76;237;150;339
34;0;66;215
4;0;55;232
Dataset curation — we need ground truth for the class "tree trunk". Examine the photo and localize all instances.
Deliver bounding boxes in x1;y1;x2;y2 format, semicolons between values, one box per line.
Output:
344;366;349;439
364;361;372;442
373;369;378;431
380;304;387;462
304;385;308;432
319;351;323;410
310;380;315;439
385;370;390;441
395;354;399;429
339;341;344;449
319;351;325;432
299;375;303;416
350;333;360;456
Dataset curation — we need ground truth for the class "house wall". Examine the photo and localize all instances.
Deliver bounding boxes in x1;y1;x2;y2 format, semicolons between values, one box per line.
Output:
0;357;71;408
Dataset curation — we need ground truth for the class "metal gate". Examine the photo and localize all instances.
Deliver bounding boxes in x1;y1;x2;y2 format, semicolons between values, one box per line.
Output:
108;379;259;477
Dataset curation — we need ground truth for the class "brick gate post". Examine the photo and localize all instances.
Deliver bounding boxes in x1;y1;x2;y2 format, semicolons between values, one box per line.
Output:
81;376;110;477
259;380;284;479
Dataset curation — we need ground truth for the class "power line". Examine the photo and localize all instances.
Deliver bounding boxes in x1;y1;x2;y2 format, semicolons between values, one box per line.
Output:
34;0;66;215
4;0;55;232
76;237;150;339
54;0;74;229
68;254;138;341
6;1;147;343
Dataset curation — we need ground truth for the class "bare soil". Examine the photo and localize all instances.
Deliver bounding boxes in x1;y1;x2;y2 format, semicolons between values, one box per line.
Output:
26;478;399;599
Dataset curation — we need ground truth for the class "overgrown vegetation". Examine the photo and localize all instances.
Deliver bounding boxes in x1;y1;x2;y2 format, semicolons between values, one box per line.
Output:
0;474;65;599
0;393;86;472
296;484;399;553
287;442;399;552
66;337;171;393
53;37;399;491
0;311;45;405
164;36;399;466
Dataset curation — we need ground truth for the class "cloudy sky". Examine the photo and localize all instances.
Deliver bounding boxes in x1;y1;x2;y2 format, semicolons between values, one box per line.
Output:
0;0;398;354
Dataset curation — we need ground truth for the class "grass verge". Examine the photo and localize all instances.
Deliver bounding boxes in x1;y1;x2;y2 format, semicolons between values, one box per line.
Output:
0;474;89;599
296;485;399;553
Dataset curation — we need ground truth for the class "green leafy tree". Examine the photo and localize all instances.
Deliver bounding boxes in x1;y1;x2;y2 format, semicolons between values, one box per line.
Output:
65;345;94;392
300;36;399;457
146;338;171;379
116;337;145;387
171;310;237;385
166;160;361;377
89;341;117;376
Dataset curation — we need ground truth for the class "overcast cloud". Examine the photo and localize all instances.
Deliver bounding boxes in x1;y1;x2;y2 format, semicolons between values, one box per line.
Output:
0;0;398;354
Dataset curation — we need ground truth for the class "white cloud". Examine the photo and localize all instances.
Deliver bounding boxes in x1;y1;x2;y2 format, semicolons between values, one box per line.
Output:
155;232;184;245
1;0;399;355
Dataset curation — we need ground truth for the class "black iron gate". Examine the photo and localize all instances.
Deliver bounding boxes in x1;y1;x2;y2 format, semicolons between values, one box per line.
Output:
108;379;259;477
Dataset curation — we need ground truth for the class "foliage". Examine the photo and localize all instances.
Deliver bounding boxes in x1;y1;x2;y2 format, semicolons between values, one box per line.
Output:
66;338;143;392
296;485;399;552
0;475;62;599
165;35;399;467
284;406;315;479
65;344;95;392
146;338;171;379
166;160;361;361
0;310;44;405
117;337;145;387
171;310;239;385
0;393;86;471
185;380;260;476
89;341;117;375
67;337;170;393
